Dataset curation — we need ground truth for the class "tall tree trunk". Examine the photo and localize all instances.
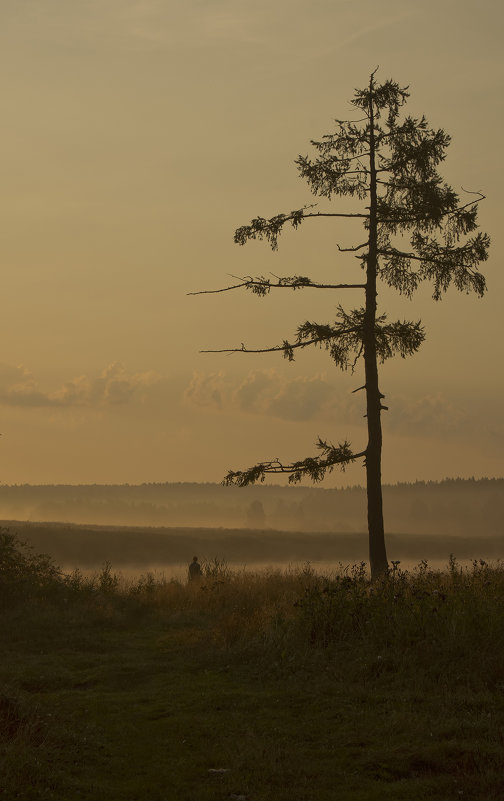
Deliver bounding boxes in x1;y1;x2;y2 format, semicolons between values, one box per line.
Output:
364;77;389;579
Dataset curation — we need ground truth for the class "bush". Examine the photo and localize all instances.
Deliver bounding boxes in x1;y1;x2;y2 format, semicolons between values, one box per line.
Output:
293;559;504;688
0;529;63;606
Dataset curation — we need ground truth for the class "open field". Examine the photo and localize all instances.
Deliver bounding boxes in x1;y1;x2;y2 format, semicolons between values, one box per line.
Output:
1;530;504;800
3;519;504;573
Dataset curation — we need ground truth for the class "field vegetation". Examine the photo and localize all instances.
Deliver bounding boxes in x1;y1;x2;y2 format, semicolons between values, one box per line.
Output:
5;519;504;575
1;529;503;800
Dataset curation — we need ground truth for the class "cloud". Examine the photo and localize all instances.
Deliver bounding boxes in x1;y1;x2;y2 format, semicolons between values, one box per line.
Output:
382;392;504;447
0;362;161;409
183;371;504;450
385;393;468;434
184;369;343;422
183;372;226;410
52;363;160;407
0;364;33;385
0;364;54;408
3;362;500;453
234;371;335;421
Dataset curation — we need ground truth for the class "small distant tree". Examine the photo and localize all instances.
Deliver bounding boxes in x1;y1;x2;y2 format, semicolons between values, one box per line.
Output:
194;71;489;579
245;499;266;529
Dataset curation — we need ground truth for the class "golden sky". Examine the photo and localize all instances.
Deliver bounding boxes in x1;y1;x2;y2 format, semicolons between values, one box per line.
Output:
0;0;502;486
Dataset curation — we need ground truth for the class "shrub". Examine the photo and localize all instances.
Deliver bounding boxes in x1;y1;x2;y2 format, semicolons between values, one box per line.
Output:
0;529;63;606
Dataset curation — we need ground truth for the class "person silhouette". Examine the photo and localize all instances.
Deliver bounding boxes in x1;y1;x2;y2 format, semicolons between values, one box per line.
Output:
188;556;202;581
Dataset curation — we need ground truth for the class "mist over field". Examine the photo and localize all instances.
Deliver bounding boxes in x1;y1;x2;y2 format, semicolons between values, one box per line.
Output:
1;478;502;534
2;478;502;573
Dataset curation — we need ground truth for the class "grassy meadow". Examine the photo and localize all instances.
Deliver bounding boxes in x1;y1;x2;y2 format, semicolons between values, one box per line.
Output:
1;529;504;800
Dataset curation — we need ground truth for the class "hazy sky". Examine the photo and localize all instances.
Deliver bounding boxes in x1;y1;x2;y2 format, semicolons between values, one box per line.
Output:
0;0;502;486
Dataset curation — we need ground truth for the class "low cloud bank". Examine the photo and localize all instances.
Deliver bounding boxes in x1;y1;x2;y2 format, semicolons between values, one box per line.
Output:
184;369;504;446
0;362;160;408
0;362;501;450
184;369;341;422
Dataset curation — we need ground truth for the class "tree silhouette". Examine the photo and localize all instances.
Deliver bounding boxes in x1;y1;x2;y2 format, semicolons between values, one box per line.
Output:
194;71;489;579
245;499;266;529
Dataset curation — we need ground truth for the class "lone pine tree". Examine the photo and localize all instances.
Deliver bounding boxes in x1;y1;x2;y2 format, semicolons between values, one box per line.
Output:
196;72;489;579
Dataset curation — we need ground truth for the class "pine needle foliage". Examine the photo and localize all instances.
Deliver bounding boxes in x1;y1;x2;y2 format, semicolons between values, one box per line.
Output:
198;72;489;578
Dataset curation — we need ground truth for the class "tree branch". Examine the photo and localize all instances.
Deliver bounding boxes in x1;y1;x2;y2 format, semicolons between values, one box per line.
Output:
337;242;368;253
378;241;486;273
201;329;357;357
378;247;449;265
310;150;371;162
447;193;486;216
291;211;369;221
234;207;370;249
223;439;366;486
377;193;486;226
189;275;366;296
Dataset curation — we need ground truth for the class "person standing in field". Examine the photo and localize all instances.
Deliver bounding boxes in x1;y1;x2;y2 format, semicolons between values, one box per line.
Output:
188;556;202;581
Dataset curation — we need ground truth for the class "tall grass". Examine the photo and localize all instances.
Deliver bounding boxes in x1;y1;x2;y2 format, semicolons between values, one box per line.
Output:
2;529;504;682
2;532;504;800
77;551;501;688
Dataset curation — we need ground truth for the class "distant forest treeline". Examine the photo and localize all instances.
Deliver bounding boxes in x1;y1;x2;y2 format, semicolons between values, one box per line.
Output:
0;478;502;538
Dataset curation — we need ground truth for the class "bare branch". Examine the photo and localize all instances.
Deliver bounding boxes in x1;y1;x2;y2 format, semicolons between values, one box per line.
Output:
447;193;486;215
460;187;485;198
188;281;254;296
337;242;368;253
298;211;369;220
201;328;357;357
350;342;364;371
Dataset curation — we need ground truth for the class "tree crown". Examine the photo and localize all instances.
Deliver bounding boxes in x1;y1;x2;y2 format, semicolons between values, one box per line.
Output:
200;74;489;490
235;75;488;301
